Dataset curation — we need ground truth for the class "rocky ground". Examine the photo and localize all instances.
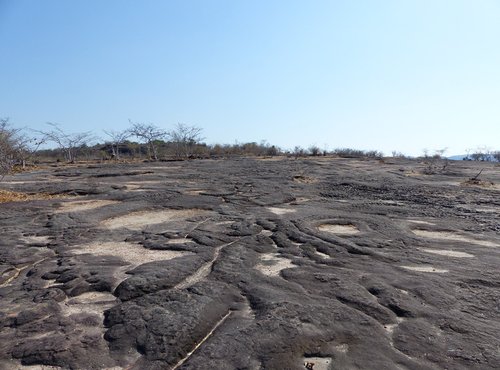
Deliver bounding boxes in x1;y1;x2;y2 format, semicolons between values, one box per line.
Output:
0;157;499;370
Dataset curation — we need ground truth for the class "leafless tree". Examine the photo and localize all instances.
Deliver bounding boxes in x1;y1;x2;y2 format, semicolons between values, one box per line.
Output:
103;129;130;160
36;122;94;163
493;151;500;162
127;120;166;161
0;118;45;180
293;146;305;159
470;147;491;161
167;123;204;159
0;118;18;180
308;145;320;156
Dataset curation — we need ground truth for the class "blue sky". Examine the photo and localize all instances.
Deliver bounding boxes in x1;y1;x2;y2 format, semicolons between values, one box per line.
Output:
1;0;499;156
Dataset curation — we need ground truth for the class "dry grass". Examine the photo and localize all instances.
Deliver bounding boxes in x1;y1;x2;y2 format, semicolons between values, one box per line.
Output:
0;189;65;203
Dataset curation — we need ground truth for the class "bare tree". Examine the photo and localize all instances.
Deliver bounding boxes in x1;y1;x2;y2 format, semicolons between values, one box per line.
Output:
36;122;94;163
167;123;204;159
127;120;166;161
103;129;130;160
493;151;500;162
293;146;305;159
0;118;19;180
308;145;320;156
470;147;490;161
0;118;44;179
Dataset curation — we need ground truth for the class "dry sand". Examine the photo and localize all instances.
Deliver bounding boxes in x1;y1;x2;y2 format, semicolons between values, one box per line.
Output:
54;199;119;213
101;209;209;230
318;224;360;235
255;253;295;277
420;248;474;258
413;229;498;247
401;265;449;273
266;207;296;215
69;241;191;266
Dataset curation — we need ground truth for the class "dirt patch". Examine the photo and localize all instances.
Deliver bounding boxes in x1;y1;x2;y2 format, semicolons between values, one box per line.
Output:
101;209;209;230
61;292;118;317
407;220;436;226
166;238;192;244
54;199;119;213
318;224;360;235
413;229;498;247
267;207;296;215
401;265;448;273
255;253;295;277
293;175;317;184
420;248;474;258
70;241;191;266
461;178;495;188
315;250;330;259
20;235;51;244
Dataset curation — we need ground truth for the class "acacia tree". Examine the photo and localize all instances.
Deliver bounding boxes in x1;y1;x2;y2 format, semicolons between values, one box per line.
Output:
103;129;130;160
37;122;94;163
127;120;166;161
167;123;203;159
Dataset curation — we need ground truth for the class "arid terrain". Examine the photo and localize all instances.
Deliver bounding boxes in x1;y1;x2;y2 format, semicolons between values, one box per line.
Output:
0;157;499;370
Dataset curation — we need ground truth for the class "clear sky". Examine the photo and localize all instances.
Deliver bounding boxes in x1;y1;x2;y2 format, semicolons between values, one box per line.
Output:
1;0;499;156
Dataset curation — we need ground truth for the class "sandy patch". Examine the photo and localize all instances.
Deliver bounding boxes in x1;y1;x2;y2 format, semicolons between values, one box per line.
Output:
55;199;119;213
302;357;332;370
60;292;117;319
293;175;317;184
407;220;436;226
267;207;296;215
318;224;360;235
185;189;205;195
255;254;295;277
315;250;330;259
21;235;51;244
101;209;208;230
70;241;191;266
216;220;234;226
412;229;498;247
475;207;499;213
166;238;192;244
401;265;448;273
420;248;474;258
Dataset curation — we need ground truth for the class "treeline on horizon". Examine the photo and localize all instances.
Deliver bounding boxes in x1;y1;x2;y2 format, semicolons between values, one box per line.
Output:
1;117;499;179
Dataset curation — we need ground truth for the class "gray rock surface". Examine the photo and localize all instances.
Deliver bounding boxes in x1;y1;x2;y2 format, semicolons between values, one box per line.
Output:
0;157;499;369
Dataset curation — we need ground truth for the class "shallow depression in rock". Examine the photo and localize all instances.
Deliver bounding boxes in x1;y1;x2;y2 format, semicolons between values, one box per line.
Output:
255;253;296;277
70;241;192;266
420;248;474;258
401;265;449;273
100;209;210;230
54;199;119;213
412;229;498;247
318;223;360;235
